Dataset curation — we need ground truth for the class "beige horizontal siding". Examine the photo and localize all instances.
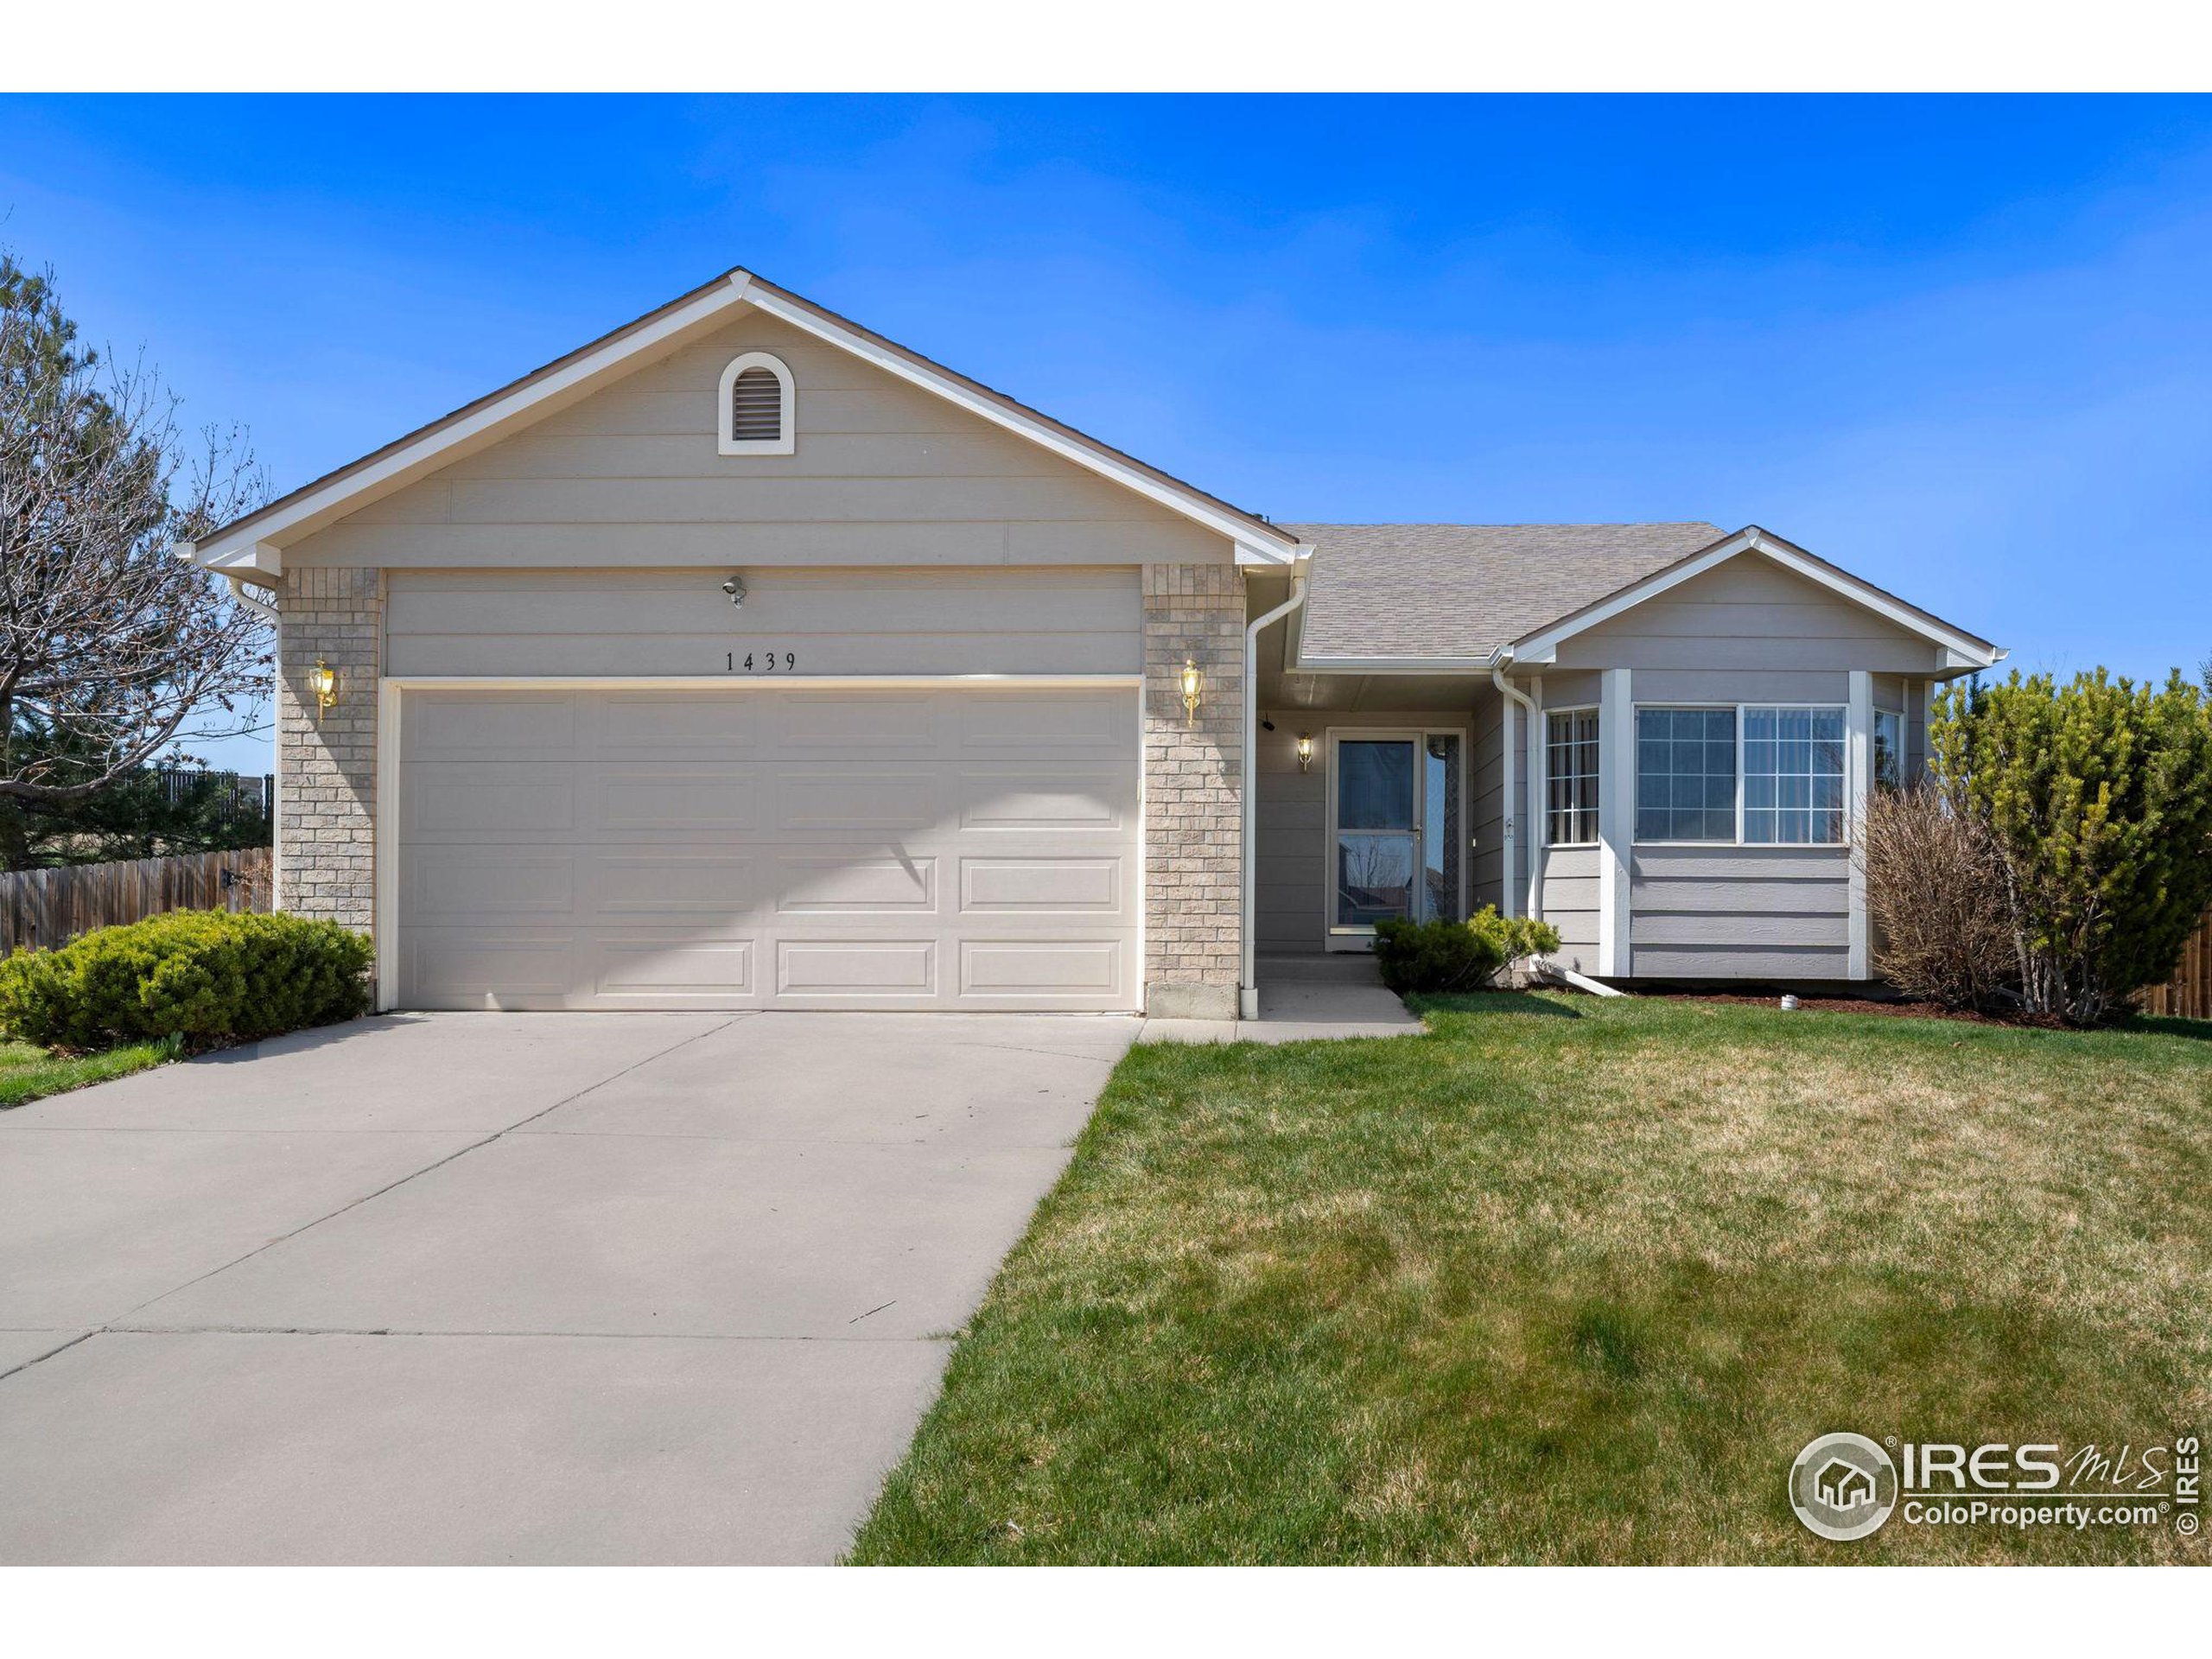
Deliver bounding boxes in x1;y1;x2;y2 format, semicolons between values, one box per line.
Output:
385;567;1141;679
287;308;1233;570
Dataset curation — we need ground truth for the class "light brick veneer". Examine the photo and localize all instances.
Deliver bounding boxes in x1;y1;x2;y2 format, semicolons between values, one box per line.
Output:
1141;562;1246;1019
276;566;382;933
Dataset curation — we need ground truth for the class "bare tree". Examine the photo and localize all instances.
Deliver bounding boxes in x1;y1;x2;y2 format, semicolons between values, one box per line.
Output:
0;254;270;830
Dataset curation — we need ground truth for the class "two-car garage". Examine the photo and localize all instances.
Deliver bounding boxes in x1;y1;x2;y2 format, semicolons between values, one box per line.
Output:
381;569;1145;1013
393;683;1141;1011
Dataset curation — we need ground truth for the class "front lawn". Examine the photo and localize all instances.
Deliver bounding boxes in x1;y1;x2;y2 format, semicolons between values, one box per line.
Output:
849;994;2212;1564
0;1036;174;1109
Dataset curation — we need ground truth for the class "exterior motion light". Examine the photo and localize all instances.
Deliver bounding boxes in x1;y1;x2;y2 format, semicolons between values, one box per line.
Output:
1179;658;1204;726
1297;733;1314;772
311;658;340;721
721;575;747;608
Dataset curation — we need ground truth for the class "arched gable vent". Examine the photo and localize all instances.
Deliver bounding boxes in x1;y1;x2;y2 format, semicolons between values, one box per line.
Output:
717;352;796;455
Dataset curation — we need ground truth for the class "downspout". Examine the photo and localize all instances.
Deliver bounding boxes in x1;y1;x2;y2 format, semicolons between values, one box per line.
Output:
1491;663;1541;922
1242;572;1307;1020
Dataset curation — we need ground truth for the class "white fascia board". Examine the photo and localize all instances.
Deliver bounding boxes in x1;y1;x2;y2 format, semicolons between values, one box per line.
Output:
1287;653;1497;676
204;540;284;578
1510;531;2002;668
186;276;759;569
739;283;1300;563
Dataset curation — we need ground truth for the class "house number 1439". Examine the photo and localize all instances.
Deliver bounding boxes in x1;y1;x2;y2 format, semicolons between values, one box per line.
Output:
728;652;798;673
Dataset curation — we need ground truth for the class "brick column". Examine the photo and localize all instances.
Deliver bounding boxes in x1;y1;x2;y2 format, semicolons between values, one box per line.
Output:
1141;562;1245;1019
276;566;382;935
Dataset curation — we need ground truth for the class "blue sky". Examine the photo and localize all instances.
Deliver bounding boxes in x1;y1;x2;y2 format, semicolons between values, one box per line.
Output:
4;94;2209;772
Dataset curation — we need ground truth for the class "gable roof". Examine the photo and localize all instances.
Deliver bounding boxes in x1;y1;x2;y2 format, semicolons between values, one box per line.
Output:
1285;522;1726;666
183;268;1303;577
1284;520;2003;672
1507;524;2001;668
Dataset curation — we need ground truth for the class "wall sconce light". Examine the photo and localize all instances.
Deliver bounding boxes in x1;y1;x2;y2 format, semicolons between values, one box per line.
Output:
310;658;340;721
1179;658;1204;726
1297;732;1314;772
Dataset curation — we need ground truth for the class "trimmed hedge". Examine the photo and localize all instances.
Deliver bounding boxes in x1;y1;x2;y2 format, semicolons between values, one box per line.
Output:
1370;907;1562;995
0;910;373;1052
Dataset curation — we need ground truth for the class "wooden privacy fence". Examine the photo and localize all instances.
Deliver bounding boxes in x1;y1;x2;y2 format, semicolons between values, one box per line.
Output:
2142;907;2212;1022
0;848;273;956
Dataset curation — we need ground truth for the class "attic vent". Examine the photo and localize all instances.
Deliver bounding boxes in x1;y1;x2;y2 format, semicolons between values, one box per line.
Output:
715;352;796;455
730;368;782;441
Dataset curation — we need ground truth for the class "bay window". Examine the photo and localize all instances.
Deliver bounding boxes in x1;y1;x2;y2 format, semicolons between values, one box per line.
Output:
1635;708;1737;842
1546;708;1599;846
1743;706;1846;844
1872;708;1904;791
1632;702;1852;845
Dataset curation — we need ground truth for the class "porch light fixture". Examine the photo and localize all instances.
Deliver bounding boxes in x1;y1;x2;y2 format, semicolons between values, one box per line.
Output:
310;658;340;721
1179;658;1204;726
1297;732;1314;772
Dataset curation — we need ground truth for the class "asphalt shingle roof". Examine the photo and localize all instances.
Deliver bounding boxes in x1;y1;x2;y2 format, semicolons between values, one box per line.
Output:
1280;522;1728;663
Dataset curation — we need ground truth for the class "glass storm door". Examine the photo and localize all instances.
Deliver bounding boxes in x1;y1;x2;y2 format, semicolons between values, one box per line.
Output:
1332;733;1462;942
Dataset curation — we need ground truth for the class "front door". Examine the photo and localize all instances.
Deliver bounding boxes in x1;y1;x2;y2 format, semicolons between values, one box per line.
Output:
1328;730;1462;949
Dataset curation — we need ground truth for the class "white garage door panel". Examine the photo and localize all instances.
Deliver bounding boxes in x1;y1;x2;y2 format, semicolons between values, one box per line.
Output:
397;686;1140;1011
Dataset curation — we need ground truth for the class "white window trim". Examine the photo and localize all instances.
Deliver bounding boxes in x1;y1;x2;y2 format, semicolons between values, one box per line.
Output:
1630;700;1854;850
1543;703;1602;849
1321;725;1469;951
717;351;796;455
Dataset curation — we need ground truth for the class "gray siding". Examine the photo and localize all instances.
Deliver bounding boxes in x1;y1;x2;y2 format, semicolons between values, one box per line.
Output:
1549;557;1949;677
1468;693;1504;914
385;567;1141;678
1540;846;1601;974
288;309;1232;570
1630;846;1852;979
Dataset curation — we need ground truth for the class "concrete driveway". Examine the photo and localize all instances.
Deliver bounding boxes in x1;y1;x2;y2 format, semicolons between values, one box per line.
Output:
0;1009;1135;1563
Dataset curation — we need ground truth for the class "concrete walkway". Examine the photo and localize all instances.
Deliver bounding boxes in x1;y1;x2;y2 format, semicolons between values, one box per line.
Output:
0;1009;1135;1564
1135;955;1425;1044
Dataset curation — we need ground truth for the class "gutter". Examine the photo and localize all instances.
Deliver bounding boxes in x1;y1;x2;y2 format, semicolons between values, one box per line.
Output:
175;542;280;622
1242;571;1307;1019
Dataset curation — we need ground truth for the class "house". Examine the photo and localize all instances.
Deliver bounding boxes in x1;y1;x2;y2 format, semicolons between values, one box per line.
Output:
182;269;2004;1019
1815;1458;1878;1510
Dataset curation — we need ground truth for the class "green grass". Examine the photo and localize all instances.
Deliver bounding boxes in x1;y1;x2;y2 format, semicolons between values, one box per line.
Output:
849;994;2212;1564
0;1036;175;1109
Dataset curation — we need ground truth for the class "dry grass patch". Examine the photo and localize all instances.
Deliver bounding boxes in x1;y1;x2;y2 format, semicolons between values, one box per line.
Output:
849;994;2212;1564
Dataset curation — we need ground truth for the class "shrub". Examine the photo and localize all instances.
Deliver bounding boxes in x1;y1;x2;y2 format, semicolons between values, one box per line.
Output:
1930;668;2212;1025
1860;783;2018;1014
1370;907;1562;995
0;909;372;1052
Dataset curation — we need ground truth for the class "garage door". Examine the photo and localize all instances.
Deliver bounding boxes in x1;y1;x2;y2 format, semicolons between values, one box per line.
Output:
395;685;1140;1011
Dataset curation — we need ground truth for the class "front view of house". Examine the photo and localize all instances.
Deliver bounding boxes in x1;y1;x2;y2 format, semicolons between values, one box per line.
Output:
185;270;2004;1019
